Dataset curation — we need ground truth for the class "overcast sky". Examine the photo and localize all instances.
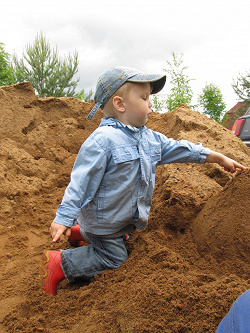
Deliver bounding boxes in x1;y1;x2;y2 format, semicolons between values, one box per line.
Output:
1;0;249;111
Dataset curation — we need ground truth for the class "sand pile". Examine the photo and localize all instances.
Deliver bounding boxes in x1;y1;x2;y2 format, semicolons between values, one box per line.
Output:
0;82;249;332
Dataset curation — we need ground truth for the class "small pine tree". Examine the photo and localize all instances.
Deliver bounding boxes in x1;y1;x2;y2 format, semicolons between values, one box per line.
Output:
12;32;79;97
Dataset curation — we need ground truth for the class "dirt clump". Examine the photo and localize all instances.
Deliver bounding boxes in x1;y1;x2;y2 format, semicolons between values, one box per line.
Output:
0;82;249;332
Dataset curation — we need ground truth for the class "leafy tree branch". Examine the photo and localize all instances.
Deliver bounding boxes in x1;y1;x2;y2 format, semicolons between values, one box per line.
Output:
232;71;250;108
0;43;15;85
198;83;226;123
164;52;195;111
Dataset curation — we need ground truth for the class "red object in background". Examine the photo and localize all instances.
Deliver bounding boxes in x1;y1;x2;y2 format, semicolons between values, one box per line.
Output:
232;118;245;136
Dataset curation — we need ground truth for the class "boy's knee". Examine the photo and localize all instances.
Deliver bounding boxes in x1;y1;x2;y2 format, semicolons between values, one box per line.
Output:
116;247;128;265
98;237;128;268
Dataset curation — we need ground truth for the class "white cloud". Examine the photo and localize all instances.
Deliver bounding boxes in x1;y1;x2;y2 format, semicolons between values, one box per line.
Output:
1;0;250;109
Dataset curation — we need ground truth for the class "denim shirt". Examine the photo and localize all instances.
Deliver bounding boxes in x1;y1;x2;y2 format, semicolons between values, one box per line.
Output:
54;117;210;236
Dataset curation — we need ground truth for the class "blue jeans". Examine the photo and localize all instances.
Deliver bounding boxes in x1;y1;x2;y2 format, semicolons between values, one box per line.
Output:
60;235;128;283
216;290;250;333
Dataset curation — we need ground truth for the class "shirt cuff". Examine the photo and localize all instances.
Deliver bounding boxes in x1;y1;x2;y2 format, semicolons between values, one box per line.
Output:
189;146;211;163
198;147;211;163
53;214;77;227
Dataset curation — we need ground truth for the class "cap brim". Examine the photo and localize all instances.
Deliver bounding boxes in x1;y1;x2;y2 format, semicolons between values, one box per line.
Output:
128;74;166;94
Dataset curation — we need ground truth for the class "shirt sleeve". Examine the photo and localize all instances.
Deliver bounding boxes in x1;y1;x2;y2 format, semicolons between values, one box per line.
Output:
54;137;107;227
158;134;211;165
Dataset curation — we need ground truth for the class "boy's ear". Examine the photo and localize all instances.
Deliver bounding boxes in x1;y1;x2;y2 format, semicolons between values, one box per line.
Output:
113;96;125;113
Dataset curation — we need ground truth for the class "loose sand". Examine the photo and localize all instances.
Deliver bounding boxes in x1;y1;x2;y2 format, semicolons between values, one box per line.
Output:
0;82;249;332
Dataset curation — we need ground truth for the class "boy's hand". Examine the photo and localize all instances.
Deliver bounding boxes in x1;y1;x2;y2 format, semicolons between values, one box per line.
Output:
50;222;71;242
205;151;246;173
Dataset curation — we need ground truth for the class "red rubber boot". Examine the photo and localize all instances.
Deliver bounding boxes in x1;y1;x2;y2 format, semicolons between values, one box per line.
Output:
39;250;65;296
68;225;84;247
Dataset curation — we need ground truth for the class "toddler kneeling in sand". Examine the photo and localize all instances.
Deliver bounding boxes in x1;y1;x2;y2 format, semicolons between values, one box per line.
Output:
39;66;245;295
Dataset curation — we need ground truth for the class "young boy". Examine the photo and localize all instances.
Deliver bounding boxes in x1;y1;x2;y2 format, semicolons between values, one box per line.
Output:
39;66;245;295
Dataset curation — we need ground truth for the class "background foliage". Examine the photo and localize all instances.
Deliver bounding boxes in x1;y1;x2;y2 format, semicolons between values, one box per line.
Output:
12;33;80;98
198;83;226;123
1;35;250;123
164;52;195;111
0;43;15;86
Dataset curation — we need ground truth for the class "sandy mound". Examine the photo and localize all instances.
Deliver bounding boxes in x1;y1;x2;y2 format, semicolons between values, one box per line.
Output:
192;169;250;276
0;82;249;332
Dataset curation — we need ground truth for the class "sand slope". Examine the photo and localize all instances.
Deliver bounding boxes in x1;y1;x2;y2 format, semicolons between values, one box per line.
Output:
0;82;249;332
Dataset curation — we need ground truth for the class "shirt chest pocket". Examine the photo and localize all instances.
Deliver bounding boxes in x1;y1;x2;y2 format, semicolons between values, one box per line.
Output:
149;141;162;163
111;146;140;164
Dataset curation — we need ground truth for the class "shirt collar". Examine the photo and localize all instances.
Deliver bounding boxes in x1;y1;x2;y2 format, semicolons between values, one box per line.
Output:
99;117;146;133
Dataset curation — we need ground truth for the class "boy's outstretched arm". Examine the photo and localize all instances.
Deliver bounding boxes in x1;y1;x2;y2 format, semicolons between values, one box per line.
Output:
205;151;246;173
50;222;71;242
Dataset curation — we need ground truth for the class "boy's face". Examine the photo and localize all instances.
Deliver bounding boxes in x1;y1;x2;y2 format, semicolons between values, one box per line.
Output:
122;82;152;128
